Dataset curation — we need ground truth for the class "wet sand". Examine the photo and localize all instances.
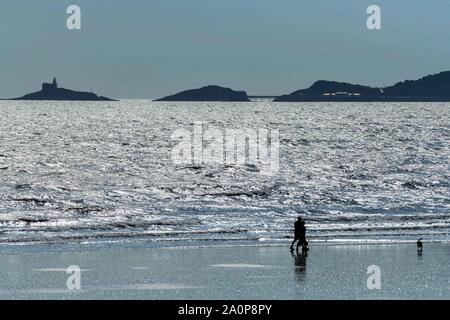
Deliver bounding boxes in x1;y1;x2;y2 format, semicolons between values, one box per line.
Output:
0;243;448;299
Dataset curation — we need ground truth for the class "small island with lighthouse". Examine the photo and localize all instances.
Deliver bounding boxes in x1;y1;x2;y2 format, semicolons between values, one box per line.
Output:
11;78;116;101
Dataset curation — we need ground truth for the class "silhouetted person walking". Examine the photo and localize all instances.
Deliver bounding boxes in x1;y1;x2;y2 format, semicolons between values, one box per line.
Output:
291;217;305;251
298;221;308;252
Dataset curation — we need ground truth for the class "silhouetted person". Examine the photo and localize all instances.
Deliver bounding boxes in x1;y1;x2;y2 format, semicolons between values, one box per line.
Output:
291;217;308;251
417;238;423;251
298;221;309;252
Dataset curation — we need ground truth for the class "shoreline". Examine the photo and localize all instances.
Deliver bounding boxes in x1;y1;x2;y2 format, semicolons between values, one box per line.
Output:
1;237;449;255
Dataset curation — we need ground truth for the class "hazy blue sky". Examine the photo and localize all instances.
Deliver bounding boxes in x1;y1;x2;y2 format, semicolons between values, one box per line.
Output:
1;0;450;98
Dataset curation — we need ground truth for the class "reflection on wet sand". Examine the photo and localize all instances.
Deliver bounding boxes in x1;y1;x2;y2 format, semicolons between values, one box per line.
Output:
292;250;307;282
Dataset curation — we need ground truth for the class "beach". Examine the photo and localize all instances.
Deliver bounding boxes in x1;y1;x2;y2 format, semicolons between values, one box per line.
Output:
2;0;450;305
0;242;448;300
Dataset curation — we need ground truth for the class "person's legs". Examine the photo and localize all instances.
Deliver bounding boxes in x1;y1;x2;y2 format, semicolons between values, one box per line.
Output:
290;237;298;249
301;239;308;251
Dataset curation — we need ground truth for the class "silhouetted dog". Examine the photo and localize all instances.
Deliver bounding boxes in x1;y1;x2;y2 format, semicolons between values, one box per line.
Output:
417;238;423;251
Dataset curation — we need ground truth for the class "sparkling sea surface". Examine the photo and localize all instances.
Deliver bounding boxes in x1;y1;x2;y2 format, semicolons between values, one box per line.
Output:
0;100;449;248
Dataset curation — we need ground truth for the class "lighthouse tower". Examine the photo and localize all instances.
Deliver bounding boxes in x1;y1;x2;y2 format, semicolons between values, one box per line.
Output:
42;77;58;92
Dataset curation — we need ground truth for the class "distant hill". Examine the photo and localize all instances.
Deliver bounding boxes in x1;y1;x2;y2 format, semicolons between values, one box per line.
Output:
12;78;116;101
155;85;250;102
275;80;381;102
383;71;450;97
275;71;450;102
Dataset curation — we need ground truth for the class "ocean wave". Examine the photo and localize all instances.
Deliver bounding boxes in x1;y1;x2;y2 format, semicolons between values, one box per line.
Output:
0;101;449;246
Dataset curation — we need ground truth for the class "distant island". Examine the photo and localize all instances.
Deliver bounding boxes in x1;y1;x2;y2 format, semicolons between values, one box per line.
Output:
11;78;116;101
5;70;450;102
274;71;450;102
155;85;250;102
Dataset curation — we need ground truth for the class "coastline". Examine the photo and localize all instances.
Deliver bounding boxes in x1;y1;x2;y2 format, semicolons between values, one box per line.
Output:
0;242;448;299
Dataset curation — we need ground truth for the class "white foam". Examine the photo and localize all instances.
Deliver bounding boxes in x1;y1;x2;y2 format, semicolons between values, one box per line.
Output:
210;263;273;268
33;268;90;272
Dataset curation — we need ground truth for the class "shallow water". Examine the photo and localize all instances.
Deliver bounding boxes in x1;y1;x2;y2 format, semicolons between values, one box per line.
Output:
0;244;448;299
0;100;449;247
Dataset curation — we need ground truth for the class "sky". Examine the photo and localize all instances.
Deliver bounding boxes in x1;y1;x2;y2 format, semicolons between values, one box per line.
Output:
1;0;450;99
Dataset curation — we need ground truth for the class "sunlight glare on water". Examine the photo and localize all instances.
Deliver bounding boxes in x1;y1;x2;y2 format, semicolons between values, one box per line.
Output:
0;100;449;246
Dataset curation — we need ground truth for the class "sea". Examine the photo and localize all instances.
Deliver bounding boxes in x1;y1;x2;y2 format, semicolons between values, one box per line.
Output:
0;100;449;249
